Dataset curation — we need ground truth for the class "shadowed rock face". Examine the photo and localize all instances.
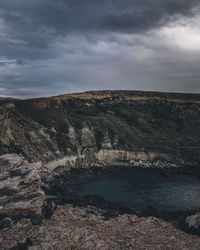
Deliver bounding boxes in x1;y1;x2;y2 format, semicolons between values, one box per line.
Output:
0;90;200;171
0;97;19;106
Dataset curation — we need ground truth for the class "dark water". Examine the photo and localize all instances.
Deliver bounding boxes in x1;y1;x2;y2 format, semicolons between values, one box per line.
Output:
64;168;200;212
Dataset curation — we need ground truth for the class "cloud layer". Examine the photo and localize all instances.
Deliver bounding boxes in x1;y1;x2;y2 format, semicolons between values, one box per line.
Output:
0;0;200;97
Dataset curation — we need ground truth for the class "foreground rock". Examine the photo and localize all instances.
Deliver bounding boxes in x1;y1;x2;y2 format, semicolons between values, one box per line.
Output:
1;204;200;249
186;213;200;233
0;153;200;249
0;154;48;227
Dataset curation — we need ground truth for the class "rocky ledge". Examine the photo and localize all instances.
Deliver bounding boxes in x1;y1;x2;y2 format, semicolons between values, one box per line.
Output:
0;154;55;230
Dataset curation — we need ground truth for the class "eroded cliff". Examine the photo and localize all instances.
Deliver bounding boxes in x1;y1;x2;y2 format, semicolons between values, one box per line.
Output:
0;90;200;171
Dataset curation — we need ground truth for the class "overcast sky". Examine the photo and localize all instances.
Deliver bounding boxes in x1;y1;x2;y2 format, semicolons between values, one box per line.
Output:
0;0;200;98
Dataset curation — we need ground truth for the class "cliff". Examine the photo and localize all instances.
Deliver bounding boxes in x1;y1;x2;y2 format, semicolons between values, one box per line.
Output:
0;90;200;170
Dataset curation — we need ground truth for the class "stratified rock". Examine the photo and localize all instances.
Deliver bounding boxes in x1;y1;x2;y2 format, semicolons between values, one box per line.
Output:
0;154;46;219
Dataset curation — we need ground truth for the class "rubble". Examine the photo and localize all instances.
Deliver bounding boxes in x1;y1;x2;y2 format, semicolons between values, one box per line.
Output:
1;205;200;249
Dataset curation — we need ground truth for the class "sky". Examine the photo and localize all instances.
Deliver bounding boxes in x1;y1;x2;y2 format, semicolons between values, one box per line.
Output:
0;0;200;98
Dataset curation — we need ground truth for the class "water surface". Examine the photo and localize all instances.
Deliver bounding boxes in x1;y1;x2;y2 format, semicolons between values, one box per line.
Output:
65;168;200;212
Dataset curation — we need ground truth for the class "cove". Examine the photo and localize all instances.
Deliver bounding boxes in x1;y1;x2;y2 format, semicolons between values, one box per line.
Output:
60;168;200;213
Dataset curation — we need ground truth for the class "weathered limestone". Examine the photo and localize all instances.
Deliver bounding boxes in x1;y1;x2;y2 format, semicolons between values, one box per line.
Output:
96;150;168;161
101;133;113;150
0;154;46;218
46;155;82;171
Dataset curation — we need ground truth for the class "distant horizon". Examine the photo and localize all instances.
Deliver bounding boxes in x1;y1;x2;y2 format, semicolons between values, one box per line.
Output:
1;88;200;100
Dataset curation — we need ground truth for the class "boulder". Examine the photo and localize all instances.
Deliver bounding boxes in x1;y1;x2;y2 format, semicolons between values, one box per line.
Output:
185;213;200;231
0;154;47;220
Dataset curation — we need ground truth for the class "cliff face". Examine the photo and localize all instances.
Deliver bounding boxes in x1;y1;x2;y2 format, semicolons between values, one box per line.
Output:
0;90;200;169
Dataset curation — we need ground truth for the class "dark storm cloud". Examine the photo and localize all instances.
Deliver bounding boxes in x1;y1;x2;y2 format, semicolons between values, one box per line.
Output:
0;0;200;97
0;0;199;50
0;0;199;61
103;0;199;32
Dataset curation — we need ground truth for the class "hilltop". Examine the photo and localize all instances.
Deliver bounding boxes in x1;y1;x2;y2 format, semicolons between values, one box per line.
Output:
0;90;200;171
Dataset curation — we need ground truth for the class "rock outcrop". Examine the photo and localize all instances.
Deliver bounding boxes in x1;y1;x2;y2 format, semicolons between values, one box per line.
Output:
0;154;49;228
186;213;200;232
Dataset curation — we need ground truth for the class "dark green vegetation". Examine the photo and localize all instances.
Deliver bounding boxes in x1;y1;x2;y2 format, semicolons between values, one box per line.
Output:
0;90;200;168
